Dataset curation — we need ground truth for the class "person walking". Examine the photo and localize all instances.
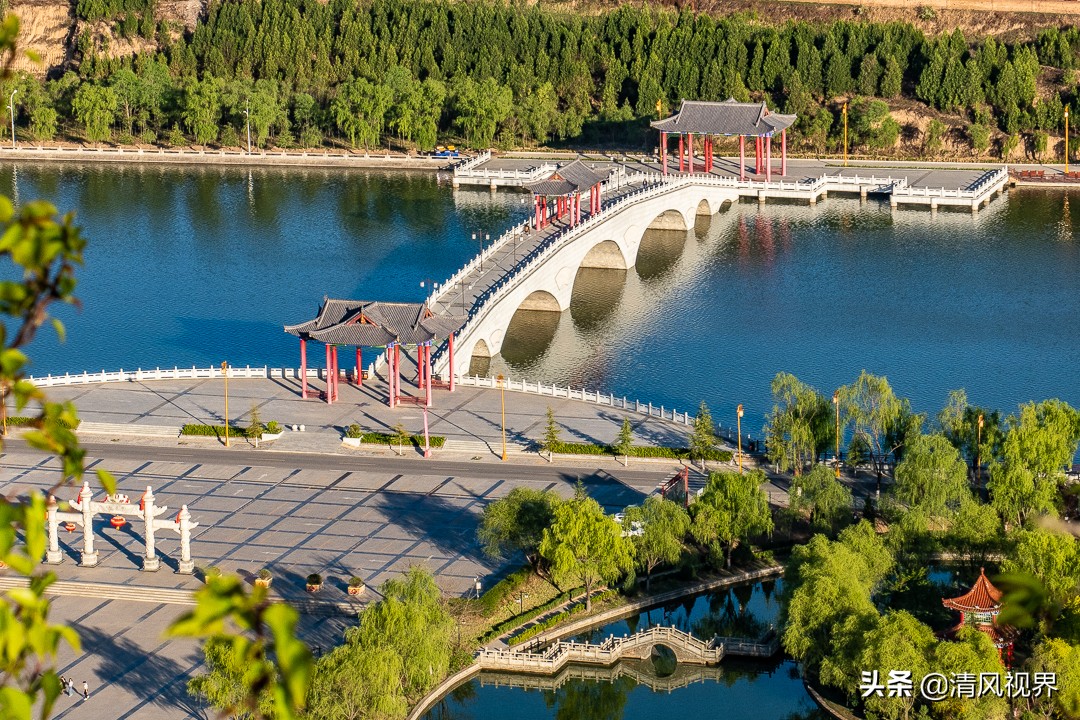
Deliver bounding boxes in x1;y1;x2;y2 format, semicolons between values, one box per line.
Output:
82;680;89;699
64;677;73;697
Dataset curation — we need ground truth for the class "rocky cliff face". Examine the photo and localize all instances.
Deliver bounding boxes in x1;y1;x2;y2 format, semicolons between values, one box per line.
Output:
9;0;203;77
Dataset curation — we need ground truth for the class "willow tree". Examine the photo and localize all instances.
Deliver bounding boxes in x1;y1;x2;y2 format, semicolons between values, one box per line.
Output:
539;488;633;610
691;469;773;568
624;496;690;590
839;371;902;486
477;486;561;570
892;433;970;519
764;372;832;476
788;464;852;535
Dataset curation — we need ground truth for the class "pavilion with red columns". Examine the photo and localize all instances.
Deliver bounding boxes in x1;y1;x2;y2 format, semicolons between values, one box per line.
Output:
524;160;609;230
942;567;1017;665
284;299;466;409
652;99;797;181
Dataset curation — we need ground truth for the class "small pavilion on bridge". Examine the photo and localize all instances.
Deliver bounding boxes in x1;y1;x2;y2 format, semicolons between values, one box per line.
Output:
524;160;609;230
942;567;1016;665
652;99;797;181
284;299;466;409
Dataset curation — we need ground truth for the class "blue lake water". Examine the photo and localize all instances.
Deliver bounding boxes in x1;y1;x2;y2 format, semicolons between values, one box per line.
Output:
3;161;1079;438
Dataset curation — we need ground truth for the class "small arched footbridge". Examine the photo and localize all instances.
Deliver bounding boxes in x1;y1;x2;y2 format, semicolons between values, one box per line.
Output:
428;167;1008;374
476;626;778;673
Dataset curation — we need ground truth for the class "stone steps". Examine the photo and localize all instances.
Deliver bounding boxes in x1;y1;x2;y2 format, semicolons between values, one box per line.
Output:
78;422;180;438
0;577;196;605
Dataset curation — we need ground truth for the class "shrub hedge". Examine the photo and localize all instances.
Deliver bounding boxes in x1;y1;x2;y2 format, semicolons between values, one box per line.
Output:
360;431;446;448
181;423;247;436
505;589;620;646
549;440;732;462
6;416;80;429
478;567;532;616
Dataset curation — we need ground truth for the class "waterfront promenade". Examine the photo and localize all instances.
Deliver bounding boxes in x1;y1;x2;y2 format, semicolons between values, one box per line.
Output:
2;368;733;720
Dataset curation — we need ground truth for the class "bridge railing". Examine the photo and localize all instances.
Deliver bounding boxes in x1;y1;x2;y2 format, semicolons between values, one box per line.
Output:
452;150;491;173
25;365;339;387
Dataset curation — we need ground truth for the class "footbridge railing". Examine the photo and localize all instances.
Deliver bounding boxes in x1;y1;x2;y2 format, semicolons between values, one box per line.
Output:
476;626;724;673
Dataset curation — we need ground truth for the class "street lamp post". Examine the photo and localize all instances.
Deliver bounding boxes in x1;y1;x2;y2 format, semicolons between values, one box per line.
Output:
221;361;230;447
473;232;490;272
976;414;984;488
498;374;507;461
833;391;841;478
842;102;848;168
736;404;744;473
517;591;530;614
8;89;16;150
474;576;482;599
243;100;252;154
1066;106;1070;175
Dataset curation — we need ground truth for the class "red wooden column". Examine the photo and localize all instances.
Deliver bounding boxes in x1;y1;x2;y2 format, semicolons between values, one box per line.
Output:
300;338;308;399
424;343;433;407
333;346;340;402
678;134;685;173
661;131;667;175
355;347;363;386
394;343;402;405
739;135;745;181
534;195;541;228
448;333;456;392
325;343;333;405
386;345;394;408
688;133;694;174
766;134;772;182
781;129;787;177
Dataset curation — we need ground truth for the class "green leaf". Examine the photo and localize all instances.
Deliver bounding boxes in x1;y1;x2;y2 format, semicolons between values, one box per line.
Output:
96;469;116;496
50;319;65;344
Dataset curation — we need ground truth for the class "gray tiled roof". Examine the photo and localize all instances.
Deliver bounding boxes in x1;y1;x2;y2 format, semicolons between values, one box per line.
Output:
524;159;609;196
285;299;466;346
651;99;796;136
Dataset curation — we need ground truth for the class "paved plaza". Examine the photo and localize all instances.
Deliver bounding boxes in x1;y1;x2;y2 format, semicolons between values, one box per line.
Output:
0;374;709;719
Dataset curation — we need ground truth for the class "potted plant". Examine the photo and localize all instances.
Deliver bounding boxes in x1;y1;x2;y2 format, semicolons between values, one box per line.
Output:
255;568;273;588
347;576;365;596
201;565;222;582
342;423;363;448
306;573;323;592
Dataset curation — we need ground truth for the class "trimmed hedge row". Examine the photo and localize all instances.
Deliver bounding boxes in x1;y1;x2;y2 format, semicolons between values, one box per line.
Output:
506;589;619;647
549;441;732;462
478;567;532;616
360;432;446;448
181;423;247;436
7;416;81;429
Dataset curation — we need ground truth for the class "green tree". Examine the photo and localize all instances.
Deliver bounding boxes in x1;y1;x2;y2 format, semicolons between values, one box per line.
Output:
1025;638;1080;720
892;433;970;518
691;469;773;567
1002;528;1080;606
989;400;1080;527
930;628;1006;720
969;122;991;153
924;118;946;152
945;499;1003;574
542;406;561;460
839;371;902;485
848;97;900;150
539;488;633;610
614;416;633;466
452;76;512;149
624;496;690;590
788;463;852;535
857;611;936;720
689;400;716;469
181;74;223;145
71;82;118;141
331;77;391;149
764;372;832;475
880;56;903;98
477;486;561;569
392;422;409;456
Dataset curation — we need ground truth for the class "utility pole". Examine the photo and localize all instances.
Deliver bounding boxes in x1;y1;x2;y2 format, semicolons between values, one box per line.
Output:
244;100;252;154
8;89;16;150
842;102;848;167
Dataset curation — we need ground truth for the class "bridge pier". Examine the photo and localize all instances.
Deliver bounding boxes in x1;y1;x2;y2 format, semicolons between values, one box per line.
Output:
757;191;766;205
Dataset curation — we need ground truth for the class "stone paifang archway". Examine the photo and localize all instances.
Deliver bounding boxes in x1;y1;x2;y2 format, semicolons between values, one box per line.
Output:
443;181;738;370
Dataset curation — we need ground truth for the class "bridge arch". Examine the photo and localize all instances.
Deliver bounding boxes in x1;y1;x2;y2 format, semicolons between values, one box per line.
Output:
516;289;563;312
579;240;628;270
646;208;688;232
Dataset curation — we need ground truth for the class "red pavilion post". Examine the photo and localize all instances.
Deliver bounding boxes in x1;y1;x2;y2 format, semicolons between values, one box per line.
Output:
766;135;772;182
355;346;362;386
324;343;333;405
781;129;787;177
678;134;685;173
688;133;694;174
661;131;668;175
299;338;308;399
424;343;433;407
394;343;402;405
739;135;745;181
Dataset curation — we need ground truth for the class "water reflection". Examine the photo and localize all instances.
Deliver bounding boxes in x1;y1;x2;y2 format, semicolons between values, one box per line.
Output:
426;659;826;720
502;309;561;366
570;268;628;332
634;228;687;281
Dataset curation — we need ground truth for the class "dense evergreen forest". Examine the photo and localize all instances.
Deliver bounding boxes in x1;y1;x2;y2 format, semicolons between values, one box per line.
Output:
9;0;1080;155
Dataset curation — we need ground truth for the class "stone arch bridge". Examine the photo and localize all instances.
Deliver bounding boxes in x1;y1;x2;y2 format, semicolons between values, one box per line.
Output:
431;177;741;373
